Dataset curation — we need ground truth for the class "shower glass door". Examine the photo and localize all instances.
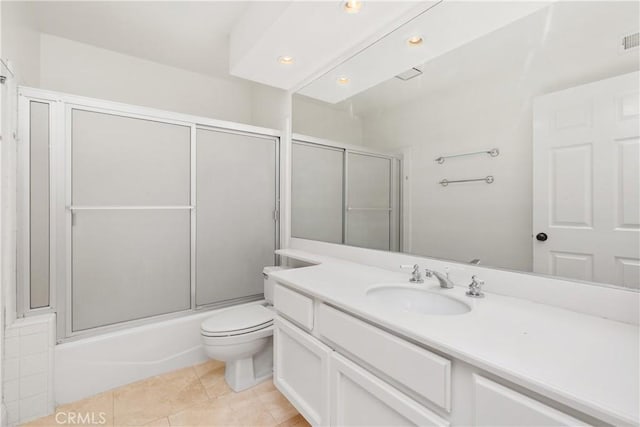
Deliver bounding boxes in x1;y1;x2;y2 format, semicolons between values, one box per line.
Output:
345;152;393;251
70;108;192;332
291;141;344;244
195;128;278;307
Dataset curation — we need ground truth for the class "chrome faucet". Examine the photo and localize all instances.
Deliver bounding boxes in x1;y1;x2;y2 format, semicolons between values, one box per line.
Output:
400;264;424;283
425;268;455;289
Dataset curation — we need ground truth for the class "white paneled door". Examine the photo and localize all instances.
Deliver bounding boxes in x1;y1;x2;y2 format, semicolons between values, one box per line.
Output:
533;71;640;288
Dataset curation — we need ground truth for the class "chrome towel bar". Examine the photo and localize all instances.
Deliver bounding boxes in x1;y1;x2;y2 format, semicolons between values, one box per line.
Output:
346;207;392;211
439;176;494;186
67;205;195;210
435;148;499;164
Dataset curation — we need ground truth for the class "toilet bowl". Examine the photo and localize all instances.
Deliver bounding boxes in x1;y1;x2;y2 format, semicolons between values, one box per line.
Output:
200;266;285;392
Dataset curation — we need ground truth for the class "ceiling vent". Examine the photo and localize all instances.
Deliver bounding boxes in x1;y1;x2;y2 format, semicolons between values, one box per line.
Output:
621;32;639;51
395;67;423;81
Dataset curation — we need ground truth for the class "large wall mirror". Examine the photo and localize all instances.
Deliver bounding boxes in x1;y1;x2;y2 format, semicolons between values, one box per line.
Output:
292;1;640;290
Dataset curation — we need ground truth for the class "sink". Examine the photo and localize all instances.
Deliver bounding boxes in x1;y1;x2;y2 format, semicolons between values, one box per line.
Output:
366;285;471;315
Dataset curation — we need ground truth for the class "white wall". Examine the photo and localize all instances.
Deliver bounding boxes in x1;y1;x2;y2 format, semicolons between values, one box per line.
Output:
0;1;40;87
250;82;290;130
293;94;363;145
39;34;288;128
0;4;289;130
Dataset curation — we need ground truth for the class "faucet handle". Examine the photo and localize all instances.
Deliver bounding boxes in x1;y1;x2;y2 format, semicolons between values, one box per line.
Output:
466;275;485;298
400;264;423;283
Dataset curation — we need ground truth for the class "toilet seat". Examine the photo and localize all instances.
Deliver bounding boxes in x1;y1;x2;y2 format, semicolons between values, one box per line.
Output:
201;304;274;338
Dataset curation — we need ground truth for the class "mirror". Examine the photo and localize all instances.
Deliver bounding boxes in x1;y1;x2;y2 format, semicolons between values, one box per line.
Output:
292;1;640;290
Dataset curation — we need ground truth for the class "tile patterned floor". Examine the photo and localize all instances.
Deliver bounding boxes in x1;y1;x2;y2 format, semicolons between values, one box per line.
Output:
23;360;310;427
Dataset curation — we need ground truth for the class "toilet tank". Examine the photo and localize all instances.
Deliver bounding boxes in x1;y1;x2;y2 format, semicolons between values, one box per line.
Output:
263;266;288;304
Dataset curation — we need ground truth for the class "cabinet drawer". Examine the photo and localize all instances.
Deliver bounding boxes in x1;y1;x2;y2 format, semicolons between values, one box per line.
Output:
274;316;331;426
274;284;314;331
317;304;451;412
331;352;449;427
473;375;588;426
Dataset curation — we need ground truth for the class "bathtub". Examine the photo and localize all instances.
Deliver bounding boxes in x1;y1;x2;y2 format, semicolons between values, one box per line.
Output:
54;301;264;404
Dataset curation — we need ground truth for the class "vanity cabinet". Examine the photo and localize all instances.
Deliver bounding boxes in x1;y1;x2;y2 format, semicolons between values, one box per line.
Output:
274;314;447;427
273;284;597;427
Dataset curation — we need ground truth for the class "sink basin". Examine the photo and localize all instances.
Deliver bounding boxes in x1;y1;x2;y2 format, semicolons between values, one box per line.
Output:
366;285;471;315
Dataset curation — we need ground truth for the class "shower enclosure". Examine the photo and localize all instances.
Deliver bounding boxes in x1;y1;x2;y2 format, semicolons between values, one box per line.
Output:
18;87;280;340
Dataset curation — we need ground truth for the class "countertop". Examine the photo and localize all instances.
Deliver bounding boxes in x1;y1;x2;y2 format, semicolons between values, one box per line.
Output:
271;249;640;426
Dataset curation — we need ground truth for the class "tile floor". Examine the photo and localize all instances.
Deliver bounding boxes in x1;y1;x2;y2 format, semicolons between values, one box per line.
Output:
22;360;310;427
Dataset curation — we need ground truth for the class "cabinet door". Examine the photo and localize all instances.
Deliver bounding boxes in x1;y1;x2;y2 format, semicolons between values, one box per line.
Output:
274;316;331;426
473;375;588;426
317;304;451;411
330;352;449;427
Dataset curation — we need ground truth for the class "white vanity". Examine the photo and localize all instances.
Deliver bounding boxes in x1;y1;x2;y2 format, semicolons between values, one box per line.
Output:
269;251;638;427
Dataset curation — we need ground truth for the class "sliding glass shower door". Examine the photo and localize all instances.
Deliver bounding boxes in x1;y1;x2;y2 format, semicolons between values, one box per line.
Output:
18;90;281;338
291;141;344;244
70;109;192;332
195;128;278;307
345;152;393;251
291;140;401;252
69;113;279;332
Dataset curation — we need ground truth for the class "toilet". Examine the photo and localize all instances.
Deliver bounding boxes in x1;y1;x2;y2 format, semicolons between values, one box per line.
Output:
200;266;284;392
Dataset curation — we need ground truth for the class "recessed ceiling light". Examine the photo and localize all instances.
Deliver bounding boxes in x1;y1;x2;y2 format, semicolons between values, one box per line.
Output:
337;77;350;85
407;36;423;46
277;56;294;65
344;0;362;13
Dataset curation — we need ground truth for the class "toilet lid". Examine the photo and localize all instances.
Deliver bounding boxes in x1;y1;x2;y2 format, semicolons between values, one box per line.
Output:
201;304;274;336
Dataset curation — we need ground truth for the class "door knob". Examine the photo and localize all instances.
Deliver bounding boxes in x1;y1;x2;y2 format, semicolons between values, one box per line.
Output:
536;232;548;242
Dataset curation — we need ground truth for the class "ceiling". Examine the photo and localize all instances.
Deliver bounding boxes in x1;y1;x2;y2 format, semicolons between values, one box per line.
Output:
334;0;640;116
31;1;252;78
229;1;429;90
29;1;433;90
297;1;557;104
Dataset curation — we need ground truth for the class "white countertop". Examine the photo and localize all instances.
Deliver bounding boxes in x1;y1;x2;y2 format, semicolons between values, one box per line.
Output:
272;249;640;426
